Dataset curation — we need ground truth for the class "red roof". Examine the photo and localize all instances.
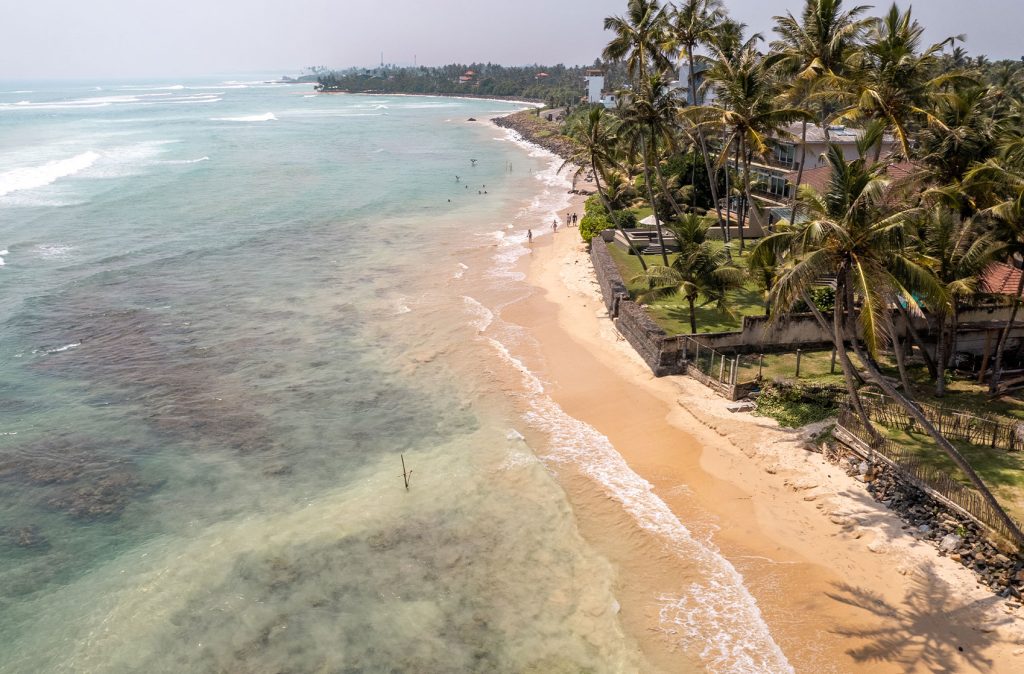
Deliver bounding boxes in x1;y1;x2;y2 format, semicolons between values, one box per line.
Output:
982;262;1024;297
784;162;917;193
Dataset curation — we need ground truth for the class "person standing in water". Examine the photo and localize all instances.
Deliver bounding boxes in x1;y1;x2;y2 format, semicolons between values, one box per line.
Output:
527;229;533;243
552;218;558;233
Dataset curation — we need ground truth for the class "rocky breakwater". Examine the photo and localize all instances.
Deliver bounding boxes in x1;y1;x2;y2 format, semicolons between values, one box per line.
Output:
492;110;579;162
829;445;1024;600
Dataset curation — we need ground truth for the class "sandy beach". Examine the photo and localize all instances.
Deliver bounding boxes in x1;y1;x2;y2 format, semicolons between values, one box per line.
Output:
502;197;1024;672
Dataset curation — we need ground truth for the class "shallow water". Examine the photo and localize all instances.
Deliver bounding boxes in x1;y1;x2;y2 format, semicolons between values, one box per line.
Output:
0;79;791;673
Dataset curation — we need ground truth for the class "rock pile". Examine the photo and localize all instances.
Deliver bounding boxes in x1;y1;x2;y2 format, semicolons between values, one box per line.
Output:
832;449;1024;599
492;111;580;162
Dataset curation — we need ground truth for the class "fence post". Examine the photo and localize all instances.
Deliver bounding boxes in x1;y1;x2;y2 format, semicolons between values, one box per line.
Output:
731;358;737;385
796;349;803;379
719;354;726;382
694;342;700;366
830;347;837;374
682;338;688;362
758;353;764;379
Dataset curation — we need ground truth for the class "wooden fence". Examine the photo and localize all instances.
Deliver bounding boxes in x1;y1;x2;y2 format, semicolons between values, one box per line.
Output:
837;408;1024;548
859;395;1024;452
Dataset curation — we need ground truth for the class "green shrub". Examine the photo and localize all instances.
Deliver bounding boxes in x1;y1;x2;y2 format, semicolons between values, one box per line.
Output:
584;194;603;215
580;212;612;243
753;383;839;428
610;210;637;229
793;286;836;313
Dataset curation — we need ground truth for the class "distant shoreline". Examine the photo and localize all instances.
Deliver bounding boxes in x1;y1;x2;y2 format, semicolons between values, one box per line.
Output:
312;89;545;108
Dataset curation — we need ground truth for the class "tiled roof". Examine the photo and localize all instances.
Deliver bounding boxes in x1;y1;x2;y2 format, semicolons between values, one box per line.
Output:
784;161;917;192
982;262;1024;297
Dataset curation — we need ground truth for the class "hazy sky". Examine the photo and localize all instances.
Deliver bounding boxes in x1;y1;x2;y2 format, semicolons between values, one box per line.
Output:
2;1;1021;80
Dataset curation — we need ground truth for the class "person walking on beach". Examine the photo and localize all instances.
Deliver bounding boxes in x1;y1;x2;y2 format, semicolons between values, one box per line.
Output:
573;212;578;226
552;218;558;233
527;229;533;243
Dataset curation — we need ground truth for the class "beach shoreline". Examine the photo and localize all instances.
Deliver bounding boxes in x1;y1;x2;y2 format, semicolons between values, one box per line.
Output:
499;205;1024;671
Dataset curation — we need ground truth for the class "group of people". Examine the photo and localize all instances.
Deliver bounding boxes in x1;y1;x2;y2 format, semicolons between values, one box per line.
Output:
528;212;579;243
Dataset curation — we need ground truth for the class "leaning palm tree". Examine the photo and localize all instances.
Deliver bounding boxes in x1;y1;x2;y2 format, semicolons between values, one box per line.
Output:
755;141;1023;543
632;214;745;333
562;107;648;268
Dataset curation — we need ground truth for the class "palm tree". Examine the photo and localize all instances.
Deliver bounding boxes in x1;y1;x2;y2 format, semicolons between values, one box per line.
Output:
838;3;957;161
632;213;745;333
603;0;673;86
772;0;871;220
966;158;1024;393
667;0;729;234
754;141;1023;543
699;43;811;251
562;107;648;268
620;74;687;266
914;206;1000;396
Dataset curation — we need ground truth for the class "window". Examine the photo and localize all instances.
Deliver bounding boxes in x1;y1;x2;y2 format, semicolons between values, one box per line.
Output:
774;143;796;166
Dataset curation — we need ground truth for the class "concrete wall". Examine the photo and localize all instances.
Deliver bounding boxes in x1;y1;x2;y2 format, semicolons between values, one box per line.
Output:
692;313;834;354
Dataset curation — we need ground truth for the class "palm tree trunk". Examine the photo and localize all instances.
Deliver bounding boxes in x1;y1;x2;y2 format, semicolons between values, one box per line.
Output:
737;136;752;253
639;133;670;267
935;315;948;397
828;277;878;439
849;327;1024;545
989;272;1024;393
592;159;647;271
688;295;697;335
889;317;915;397
687;45;728;240
790;120;809;223
896;303;937;379
649;128;687;222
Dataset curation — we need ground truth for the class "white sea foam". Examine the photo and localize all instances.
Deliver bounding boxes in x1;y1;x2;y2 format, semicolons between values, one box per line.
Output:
211;112;277;122
0;151;100;198
481;330;794;674
36;244;74;260
163;156;210;165
0;92;222;111
46;343;80;354
453;262;469;279
461;296;494;332
0;248;6;266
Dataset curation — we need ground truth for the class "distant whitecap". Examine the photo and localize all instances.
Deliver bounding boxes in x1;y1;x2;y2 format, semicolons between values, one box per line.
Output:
211;113;277;122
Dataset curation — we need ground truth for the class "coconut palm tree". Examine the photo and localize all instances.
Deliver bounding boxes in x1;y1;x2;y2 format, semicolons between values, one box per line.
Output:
603;0;673;87
667;0;729;234
838;3;958;161
755;141;1023;543
914;206;1001;396
619;74;688;266
632;213;745;333
699;43;811;251
771;0;872;220
965;158;1024;393
562;107;648;268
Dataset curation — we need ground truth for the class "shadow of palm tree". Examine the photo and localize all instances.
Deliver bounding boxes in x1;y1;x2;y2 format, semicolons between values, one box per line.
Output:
827;562;1010;672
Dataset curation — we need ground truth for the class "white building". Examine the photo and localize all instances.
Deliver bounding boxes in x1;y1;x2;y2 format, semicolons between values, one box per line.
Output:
672;60;716;106
585;69;605;104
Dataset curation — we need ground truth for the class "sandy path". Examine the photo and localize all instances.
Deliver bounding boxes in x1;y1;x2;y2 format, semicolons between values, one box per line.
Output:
505;211;1024;672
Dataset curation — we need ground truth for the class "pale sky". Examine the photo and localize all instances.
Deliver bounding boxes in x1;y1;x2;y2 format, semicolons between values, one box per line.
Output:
1;1;1021;80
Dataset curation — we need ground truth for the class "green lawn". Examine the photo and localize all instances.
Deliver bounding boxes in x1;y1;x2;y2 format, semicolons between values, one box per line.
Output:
743;349;847;386
879;423;1024;523
608;245;766;335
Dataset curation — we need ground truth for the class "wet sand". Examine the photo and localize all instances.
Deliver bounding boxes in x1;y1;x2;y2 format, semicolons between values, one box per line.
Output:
502;207;1024;672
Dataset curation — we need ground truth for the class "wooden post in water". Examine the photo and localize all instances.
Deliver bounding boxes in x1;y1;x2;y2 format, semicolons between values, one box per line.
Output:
401;455;412;491
796;349;803;379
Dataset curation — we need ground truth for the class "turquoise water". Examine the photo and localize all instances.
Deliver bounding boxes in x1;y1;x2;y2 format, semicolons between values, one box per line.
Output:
0;80;795;673
0;80;644;672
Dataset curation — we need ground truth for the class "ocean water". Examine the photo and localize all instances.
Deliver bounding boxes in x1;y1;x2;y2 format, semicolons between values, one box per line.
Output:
0;79;791;673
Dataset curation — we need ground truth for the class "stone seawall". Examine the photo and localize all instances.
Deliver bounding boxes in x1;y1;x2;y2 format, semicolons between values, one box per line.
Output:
590;240;684;377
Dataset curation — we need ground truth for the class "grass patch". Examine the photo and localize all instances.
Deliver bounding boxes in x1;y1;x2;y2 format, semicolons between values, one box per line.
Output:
607;245;766;335
754;384;840;428
878;423;1024;523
